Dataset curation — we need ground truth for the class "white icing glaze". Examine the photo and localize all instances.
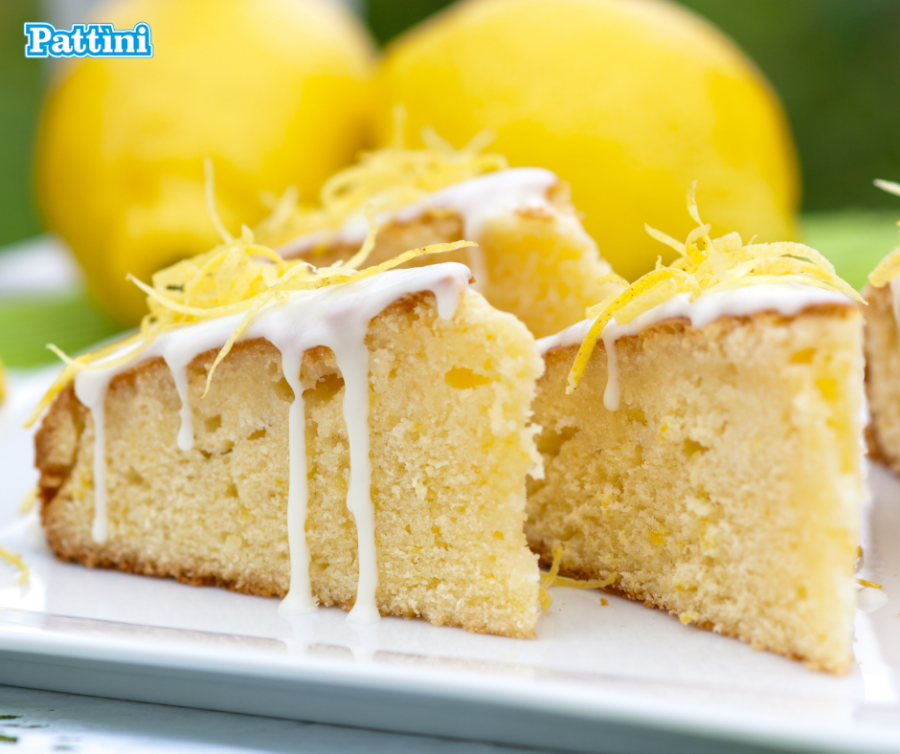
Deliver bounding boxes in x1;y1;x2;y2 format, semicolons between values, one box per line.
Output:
72;376;108;543
73;263;471;621
333;336;378;624
858;586;889;613
537;283;854;410
276;348;314;615
167;361;194;452
601;326;622;411
535;319;592;356
276;168;586;265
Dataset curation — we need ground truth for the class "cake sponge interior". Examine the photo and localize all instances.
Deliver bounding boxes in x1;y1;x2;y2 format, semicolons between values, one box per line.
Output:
528;306;864;672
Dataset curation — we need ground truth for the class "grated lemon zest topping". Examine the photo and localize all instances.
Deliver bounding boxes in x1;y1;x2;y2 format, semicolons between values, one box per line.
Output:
867;179;900;287
28;163;476;424
0;545;29;586
552;572;617;590
18;488;39;516
204;156;233;245
539;547;617;610
566;182;862;393
254;122;508;250
858;578;883;589
538;549;561;611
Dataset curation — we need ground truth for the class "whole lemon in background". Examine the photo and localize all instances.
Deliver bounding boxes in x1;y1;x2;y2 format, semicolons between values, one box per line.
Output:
375;0;799;282
36;0;375;324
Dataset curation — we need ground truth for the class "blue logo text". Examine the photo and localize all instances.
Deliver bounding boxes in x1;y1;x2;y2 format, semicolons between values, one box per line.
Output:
24;22;153;59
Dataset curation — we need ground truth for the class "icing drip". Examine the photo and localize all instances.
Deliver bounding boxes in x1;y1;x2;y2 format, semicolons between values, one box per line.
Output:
277;348;314;615
332;336;378;624
537;283;854;410
73;378;108;544
601;327;621;411
91;404;107;544
73;263;471;621
163;354;194;452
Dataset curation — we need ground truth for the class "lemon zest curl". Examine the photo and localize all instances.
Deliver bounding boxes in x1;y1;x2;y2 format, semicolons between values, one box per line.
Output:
539;547;617;610
567;182;862;393
28;178;476;425
255;122;507;251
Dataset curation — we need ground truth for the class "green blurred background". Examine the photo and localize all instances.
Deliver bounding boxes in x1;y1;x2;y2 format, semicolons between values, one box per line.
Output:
1;0;899;366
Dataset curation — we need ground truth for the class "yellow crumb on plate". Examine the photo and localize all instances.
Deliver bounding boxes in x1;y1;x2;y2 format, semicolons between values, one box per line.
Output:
0;546;29;586
19;487;39;516
539;546;617;610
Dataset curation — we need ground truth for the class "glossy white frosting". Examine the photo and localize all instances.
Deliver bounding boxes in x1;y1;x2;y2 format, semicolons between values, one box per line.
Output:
537;283;854;410
275;168;588;291
858;586;889;613
73;263;472;624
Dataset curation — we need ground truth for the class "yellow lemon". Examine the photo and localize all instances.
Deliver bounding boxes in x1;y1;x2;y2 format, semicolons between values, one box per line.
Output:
36;0;375;323
375;0;799;281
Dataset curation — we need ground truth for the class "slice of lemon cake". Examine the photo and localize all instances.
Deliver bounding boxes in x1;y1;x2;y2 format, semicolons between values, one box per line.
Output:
527;191;865;672
862;181;900;475
33;233;543;638
255;139;618;338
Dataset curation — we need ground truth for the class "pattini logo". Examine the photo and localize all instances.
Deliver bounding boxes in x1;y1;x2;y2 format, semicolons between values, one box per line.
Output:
24;22;153;58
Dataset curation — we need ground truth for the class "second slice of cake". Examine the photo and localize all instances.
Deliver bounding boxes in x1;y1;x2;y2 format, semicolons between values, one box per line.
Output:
255;142;619;338
528;193;865;672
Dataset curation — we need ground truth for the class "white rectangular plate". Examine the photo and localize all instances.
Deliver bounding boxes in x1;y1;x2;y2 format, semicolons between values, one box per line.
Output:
1;368;899;754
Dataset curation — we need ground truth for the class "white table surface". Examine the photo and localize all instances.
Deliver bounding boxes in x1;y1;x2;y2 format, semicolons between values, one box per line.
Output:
0;685;572;754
